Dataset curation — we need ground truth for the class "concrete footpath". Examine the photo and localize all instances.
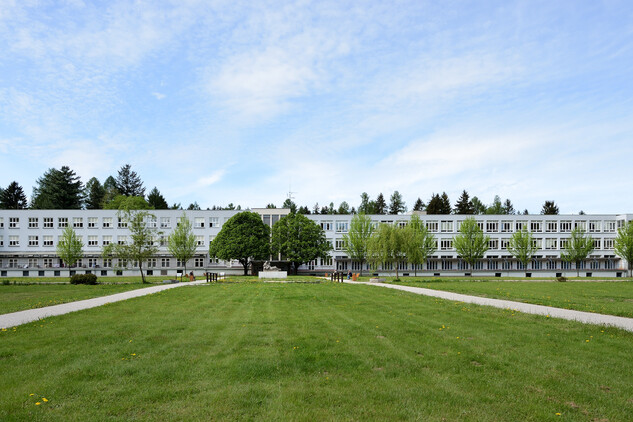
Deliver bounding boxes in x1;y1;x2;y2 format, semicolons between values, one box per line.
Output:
347;281;633;333
0;280;207;329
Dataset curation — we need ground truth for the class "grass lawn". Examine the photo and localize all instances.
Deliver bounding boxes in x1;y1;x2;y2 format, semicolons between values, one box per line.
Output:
1;283;632;421
385;279;633;318
0;283;160;315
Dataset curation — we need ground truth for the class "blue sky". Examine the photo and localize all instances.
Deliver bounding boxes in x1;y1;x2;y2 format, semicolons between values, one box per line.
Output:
1;0;632;214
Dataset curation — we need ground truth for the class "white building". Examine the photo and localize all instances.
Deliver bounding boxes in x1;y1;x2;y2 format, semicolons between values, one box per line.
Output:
0;209;631;278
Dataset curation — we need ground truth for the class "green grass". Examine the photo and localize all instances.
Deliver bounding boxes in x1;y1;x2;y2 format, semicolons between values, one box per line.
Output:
1;283;632;421
0;283;159;315
387;279;633;318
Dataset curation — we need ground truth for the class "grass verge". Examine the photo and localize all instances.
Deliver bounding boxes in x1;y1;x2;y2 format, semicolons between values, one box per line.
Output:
1;283;632;421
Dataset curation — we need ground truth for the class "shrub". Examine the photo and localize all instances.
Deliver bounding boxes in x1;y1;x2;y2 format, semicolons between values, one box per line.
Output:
557;276;567;282
70;273;98;285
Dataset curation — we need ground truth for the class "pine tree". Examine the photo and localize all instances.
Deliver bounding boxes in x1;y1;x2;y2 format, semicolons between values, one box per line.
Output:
454;190;474;214
439;192;452;214
147;187;168;209
0;181;28;209
412;197;425;212
388;191;406;214
471;196;487;214
84;178;105;210
426;193;442;214
503;199;515;215
541;201;559;215
486;195;504;214
115;164;145;197
31;166;84;209
375;193;387;214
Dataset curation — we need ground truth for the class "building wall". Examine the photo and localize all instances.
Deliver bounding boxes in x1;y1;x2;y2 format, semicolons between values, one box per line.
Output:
0;209;631;278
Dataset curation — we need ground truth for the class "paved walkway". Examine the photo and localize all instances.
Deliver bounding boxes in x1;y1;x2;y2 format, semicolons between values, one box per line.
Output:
0;280;207;329
348;281;633;332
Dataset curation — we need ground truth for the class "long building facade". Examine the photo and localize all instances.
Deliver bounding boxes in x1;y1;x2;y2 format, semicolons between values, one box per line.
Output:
0;209;631;278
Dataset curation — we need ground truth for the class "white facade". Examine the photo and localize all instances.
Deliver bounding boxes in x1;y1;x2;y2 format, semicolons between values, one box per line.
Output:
0;209;631;278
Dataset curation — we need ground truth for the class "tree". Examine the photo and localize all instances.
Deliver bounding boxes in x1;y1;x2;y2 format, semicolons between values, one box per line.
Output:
115;164;145;197
101;176;119;207
427;192;451;214
312;203;320;214
187;202;201;210
104;195;152;210
507;226;538;275
404;215;437;276
337;201;350;215
31;166;84;209
342;214;374;276
297;206;311;214
412;197;425;212
541;201;559;215
167;212;197;281
358;192;375;214
561;227;594;277
440;192;452;214
454;190;474;214
147;187;168;209
209;211;270;276
57;226;84;279
102;209;160;283
502;199;515;215
453;218;489;270
84;177;105;210
388;191;406;215
486;195;504;214
271;213;332;275
0;181;28;209
375;193;387;215
266;203;277;209
367;223;406;279
282;198;297;214
615;221;633;277
471;196;487;214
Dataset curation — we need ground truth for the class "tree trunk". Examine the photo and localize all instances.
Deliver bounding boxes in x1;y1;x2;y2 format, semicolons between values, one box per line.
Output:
359;260;363;277
241;259;249;276
139;264;146;284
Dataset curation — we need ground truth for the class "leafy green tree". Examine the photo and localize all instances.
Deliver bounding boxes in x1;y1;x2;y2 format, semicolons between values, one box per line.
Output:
31;166;84;209
507;226;538;275
412;197;425;212
266;203;277;208
561;228;594;277
297;205;311;214
209;211;271;275
104;195;152;210
115;164;145;197
312;203;320;214
167;212;197;280
57;226;84;279
453;218;489;270
404;215;437;276
502;199;515;215
367;223;406;279
454;190;474;214
471;196;487;214
187;202;201;210
282;198;297;214
375;193;387;215
102;209;160;283
388;191;406;214
342;214;374;276
541;201;559;215
0;181;28;209
615;221;633;277
147;187;168;209
84;177;105;210
271;213;331;275
337;201;351;215
486;195;504;214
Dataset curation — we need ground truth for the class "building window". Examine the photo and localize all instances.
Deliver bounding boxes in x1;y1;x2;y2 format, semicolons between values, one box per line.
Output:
43;258;53;268
88;236;98;246
335;221;349;233
28;236;38;246
0;217;3;228
532;238;542;249
441;260;452;270
546;260;557;270
176;259;187;267
58;217;68;228
515;221;526;231
103;218;112;228
9;258;19;268
118;259;127;268
86;258;97;268
43;236;53;246
589;221;602;232
545;238;557;250
502;260;512;270
43;217;53;228
427;259;438;270
500;239;510;250
117;236;127;245
426;221;438;232
335;239;347;251
196;235;204;246
158;217;170;228
9;236;19;247
501;221;513;232
440;221;453;232
488;260;498;270
209;217;219;228
575;221;587;231
488;239;499;250
147;258;157;268
560;221;572;232
530;221;542;232
9;217;19;228
605;221;616;232
605;259;615;269
531;259;542;270
321;256;333;266
194;217;205;228
486;222;498;233
148;216;157;228
397;221;408;229
102;236;112;246
161;258;170;268
320;221;332;231
0;236;3;247
545;221;557;232
103;258;112;267
118;218;127;228
593;239;601;250
88;217;98;228
440;239;453;250
73;217;83;228
29;217;38;228
590;260;600;270
194;258;204;268
604;239;614;250
560;239;569;249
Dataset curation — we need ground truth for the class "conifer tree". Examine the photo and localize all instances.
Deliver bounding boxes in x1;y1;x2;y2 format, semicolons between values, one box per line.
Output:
115;164;145;197
388;191;406;214
0;181;28;209
454;190;474;214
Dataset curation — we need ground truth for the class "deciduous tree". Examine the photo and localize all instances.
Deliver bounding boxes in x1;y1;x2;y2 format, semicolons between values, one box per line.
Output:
404;215;437;276
209;211;271;275
453;218;489;270
561;228;594;277
367;223;406;279
167;212;197;280
57;226;84;279
507;226;538;275
615;221;633;277
342;214;374;276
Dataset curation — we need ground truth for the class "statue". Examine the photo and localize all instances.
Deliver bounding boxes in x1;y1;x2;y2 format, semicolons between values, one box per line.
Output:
263;261;280;271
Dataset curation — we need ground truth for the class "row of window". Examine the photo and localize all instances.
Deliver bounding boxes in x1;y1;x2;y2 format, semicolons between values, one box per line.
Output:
0;235;212;247
0;216;222;229
334;258;617;271
0;257;210;269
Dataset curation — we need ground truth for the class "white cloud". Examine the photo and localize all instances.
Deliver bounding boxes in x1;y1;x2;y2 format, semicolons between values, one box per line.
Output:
151;92;166;100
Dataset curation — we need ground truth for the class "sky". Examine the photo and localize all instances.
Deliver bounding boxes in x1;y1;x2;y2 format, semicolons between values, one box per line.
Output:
0;0;632;214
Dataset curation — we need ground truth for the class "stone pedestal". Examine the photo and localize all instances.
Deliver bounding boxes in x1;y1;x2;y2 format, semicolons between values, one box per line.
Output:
259;271;288;279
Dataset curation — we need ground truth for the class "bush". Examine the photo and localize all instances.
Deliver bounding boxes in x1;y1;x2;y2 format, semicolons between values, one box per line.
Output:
70;273;98;285
557;276;567;282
